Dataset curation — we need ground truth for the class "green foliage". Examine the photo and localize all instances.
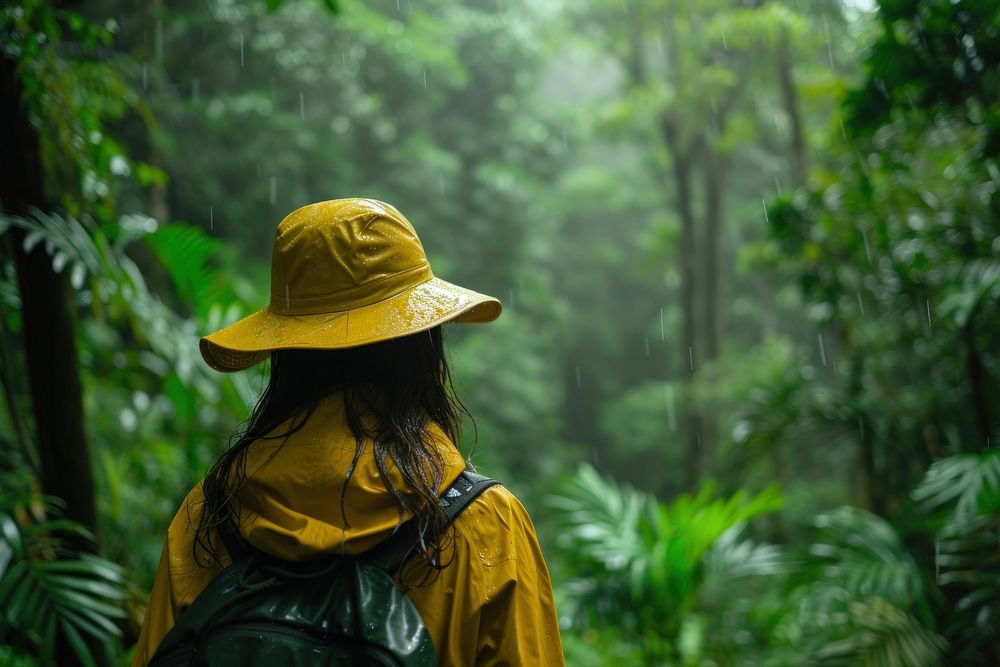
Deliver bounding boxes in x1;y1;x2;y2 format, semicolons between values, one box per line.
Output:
3;0;999;664
813;597;946;667
0;2;140;218
914;450;1000;523
773;506;943;666
0;502;127;667
915;452;1000;662
550;464;782;663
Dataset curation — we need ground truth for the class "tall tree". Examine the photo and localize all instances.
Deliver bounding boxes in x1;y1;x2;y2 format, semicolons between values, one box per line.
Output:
1;3;96;535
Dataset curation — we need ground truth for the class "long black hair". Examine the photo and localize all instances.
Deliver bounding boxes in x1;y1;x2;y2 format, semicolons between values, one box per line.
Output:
193;325;475;581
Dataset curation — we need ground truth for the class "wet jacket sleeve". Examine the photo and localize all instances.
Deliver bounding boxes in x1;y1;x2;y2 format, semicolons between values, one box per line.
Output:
472;487;566;666
129;538;179;667
405;484;566;666
129;483;224;667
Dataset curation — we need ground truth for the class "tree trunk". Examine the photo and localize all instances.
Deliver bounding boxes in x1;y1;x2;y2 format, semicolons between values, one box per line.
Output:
700;147;727;465
965;318;994;448
778;26;808;187
1;40;96;536
661;116;703;488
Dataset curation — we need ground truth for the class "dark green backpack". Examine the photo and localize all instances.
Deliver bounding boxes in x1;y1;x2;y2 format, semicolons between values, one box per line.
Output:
148;469;498;667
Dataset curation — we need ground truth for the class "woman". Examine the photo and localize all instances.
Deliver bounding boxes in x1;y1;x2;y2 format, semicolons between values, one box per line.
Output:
131;198;565;666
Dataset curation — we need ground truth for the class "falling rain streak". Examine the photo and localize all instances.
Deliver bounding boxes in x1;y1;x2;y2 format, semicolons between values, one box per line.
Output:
240;33;245;67
665;384;676;431
209;206;214;231
762;199;769;223
818;333;827;367
823;17;835;68
155;19;164;62
300;92;305;120
659;307;664;340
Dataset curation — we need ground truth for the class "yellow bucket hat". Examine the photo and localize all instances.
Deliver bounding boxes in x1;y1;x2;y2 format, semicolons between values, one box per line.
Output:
199;198;503;372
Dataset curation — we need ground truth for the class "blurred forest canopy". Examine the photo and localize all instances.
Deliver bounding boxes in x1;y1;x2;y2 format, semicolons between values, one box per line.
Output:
0;0;998;665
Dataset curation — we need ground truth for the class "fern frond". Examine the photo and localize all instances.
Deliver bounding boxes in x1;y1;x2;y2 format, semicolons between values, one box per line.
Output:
913;451;1000;523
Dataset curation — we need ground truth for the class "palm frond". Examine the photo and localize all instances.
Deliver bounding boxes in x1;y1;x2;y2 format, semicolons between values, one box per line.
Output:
0;208;230;402
550;465;784;645
143;222;226;319
704;523;784;581
913;451;1000;523
809;507;924;609
547;463;652;572
0;508;128;666
814;597;946;667
939;257;1000;326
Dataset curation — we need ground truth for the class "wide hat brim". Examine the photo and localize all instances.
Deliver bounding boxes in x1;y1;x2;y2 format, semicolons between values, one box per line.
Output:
200;276;502;373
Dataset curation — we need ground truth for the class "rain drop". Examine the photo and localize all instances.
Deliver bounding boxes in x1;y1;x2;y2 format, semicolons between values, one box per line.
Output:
155;18;164;62
823;17;834;68
665;384;676;431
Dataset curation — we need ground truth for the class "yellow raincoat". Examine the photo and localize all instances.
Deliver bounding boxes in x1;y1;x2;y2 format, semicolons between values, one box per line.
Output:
130;391;566;666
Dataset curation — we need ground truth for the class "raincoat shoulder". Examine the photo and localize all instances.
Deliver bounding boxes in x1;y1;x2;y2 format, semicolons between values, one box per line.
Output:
129;400;565;666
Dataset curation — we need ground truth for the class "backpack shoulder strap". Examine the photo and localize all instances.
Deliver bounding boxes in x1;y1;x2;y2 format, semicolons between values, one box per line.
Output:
217;509;255;563
364;468;500;574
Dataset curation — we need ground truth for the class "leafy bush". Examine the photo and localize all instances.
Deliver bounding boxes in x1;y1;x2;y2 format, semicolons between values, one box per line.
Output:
0;500;128;667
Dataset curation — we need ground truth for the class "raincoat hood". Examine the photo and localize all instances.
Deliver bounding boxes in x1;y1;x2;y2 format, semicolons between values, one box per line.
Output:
233;389;468;561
